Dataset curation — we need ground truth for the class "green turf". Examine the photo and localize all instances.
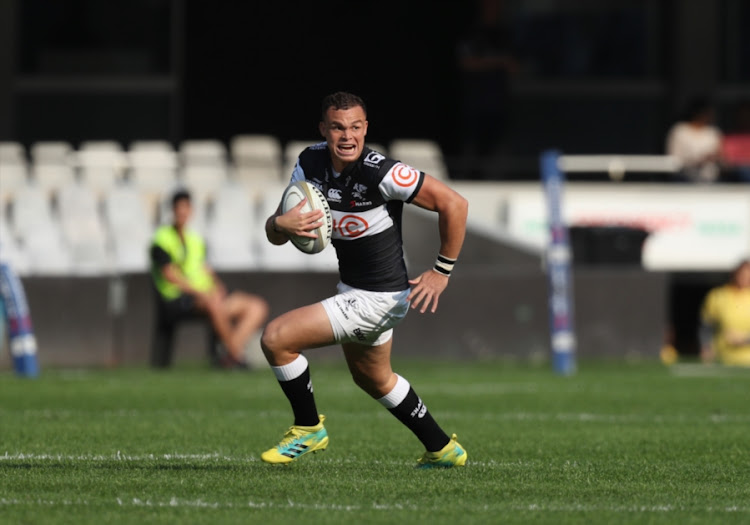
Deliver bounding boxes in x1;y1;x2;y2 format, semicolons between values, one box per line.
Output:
1;358;749;524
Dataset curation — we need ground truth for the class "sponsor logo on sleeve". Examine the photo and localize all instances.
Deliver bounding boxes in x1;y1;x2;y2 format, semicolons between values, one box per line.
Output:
390;163;419;187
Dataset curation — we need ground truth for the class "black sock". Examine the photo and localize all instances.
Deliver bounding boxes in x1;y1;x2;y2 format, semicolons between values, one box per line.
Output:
278;366;319;427
388;387;450;452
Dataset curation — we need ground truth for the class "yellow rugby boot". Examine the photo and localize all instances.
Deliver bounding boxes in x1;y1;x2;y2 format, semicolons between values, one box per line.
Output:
417;434;467;468
261;415;328;464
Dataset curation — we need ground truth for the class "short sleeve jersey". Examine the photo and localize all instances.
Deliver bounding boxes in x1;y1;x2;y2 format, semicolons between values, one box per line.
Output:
290;143;425;292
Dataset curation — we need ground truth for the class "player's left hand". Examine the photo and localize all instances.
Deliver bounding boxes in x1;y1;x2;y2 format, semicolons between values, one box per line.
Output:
408;270;449;313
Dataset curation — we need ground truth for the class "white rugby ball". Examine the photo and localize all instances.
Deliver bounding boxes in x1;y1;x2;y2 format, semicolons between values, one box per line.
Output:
281;181;333;254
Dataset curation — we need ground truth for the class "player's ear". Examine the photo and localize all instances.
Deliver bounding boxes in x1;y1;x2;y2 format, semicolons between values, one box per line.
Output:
318;121;326;137
363;120;368;136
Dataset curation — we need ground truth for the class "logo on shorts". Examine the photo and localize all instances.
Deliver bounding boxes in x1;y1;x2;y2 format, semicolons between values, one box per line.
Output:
353;327;366;341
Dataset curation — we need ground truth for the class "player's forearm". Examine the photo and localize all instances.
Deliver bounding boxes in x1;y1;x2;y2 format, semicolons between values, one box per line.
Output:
265;214;289;246
436;194;468;260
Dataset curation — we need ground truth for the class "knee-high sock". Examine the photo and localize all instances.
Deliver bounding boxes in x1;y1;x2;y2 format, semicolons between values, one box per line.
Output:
271;354;320;427
378;374;450;452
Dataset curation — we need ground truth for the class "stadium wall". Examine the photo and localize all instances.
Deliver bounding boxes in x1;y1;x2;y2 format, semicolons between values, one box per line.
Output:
0;270;667;369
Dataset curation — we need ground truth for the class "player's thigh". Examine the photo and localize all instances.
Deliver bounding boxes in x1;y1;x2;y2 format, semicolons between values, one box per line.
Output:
262;303;335;353
342;340;396;397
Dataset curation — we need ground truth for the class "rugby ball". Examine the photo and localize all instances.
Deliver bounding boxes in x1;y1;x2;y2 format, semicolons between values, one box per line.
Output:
281;181;333;254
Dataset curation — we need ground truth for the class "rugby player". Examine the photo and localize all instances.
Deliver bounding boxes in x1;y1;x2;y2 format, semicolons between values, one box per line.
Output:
260;92;469;468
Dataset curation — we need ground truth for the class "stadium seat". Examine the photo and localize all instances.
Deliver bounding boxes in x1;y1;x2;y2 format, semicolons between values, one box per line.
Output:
30;141;73;165
10;185;72;275
389;139;449;180
128;149;180;215
366;143;388;155
179;139;228;167
10;184;55;241
29;141;76;195
128;149;179;190
205;183;259;270
129;140;174;152
79;140;123;152
75;149;128;196
103;184;153;273
31;164;77;195
180;164;228;201
57;183;110;275
0;219;30;275
150;292;219;369
230;134;284;185
283;140;320;180
0;142;30;203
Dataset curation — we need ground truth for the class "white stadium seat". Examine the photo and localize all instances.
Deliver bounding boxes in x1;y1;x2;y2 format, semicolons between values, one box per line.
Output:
180;164;228;200
230;134;284;185
180;139;228;167
30;141;73;165
57;183;110;274
0;141;30;203
129;140;174;152
283;140;319;181
205;182;260;270
389;138;449;180
103;184;153;273
75;149;128;196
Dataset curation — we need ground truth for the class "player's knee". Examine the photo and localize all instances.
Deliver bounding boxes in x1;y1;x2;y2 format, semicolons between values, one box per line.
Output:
260;317;284;355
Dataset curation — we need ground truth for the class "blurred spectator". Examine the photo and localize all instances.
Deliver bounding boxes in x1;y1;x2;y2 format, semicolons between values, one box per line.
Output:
666;96;723;183
457;0;518;179
720;99;750;183
150;188;269;369
700;259;750;367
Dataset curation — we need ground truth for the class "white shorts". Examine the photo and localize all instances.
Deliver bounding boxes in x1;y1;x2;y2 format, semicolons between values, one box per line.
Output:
321;282;410;346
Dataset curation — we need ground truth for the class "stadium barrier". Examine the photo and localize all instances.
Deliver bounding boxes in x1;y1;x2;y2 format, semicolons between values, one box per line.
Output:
0;207;669;368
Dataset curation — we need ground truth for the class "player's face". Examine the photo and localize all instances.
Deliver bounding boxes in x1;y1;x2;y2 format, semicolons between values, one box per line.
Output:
319;105;368;172
173;198;192;229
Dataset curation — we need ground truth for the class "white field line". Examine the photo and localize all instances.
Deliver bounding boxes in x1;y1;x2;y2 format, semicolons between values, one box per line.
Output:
0;453;744;473
2;408;749;425
0;496;748;514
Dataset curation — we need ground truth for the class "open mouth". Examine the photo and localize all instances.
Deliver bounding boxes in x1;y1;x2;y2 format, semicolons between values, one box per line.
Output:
337;143;357;156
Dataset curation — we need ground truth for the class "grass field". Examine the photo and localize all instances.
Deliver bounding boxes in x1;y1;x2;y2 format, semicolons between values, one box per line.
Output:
1;358;749;524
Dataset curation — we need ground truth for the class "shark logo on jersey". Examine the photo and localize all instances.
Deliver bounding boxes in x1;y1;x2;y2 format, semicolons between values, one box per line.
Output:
352;182;368;200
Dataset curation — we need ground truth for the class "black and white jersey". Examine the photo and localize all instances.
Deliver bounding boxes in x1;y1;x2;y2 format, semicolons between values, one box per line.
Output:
290;143;425;292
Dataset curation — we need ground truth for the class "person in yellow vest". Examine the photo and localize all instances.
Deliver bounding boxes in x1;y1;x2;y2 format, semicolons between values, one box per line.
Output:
700;259;750;366
150;189;269;367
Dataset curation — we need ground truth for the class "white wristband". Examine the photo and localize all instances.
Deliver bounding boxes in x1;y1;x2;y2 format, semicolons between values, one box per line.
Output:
433;254;456;277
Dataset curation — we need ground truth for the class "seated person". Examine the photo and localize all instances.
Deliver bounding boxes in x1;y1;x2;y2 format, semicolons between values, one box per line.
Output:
700;259;750;367
666;96;723;183
150;188;269;367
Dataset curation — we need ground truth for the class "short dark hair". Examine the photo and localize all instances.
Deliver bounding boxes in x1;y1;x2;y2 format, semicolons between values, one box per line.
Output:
321;92;366;120
171;188;191;208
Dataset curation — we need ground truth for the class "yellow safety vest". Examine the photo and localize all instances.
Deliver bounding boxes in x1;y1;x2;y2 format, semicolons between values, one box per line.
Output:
151;225;214;300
